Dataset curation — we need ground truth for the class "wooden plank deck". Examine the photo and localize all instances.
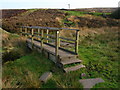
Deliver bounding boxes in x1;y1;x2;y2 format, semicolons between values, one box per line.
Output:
27;39;77;58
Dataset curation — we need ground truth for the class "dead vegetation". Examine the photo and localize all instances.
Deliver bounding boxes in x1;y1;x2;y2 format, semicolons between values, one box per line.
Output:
63;15;120;28
2;9;120;33
1;9;27;19
2;9;66;33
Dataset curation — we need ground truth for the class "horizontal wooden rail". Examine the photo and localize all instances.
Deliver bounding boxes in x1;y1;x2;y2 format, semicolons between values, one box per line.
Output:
43;37;55;42
34;35;42;39
44;34;55;38
59;37;75;42
22;26;60;30
34;35;55;42
60;40;75;45
34;32;41;35
21;26;79;31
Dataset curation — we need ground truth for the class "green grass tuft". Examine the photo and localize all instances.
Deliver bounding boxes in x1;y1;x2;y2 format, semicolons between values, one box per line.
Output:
64;11;85;17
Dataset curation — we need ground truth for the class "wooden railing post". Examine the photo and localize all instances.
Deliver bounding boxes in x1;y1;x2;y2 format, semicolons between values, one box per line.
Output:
46;29;49;43
41;29;44;50
20;27;22;36
75;30;79;54
55;30;59;62
38;29;40;40
31;28;34;48
25;28;27;37
28;28;30;38
58;30;60;47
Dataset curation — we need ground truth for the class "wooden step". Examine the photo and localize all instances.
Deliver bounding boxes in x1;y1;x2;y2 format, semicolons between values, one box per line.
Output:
61;59;82;65
64;64;85;73
59;55;77;61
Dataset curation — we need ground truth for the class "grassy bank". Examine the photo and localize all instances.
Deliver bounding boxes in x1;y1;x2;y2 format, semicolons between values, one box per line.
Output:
78;27;119;88
1;28;29;64
2;52;84;88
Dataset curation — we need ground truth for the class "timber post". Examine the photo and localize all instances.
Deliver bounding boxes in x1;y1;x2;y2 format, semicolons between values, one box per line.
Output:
55;30;59;62
41;29;44;50
75;30;79;54
58;30;60;47
38;29;40;40
25;28;27;37
31;28;34;48
46;29;49;43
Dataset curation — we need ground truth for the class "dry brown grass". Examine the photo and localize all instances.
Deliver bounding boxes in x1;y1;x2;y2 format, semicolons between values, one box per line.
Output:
60;26;119;42
2;71;41;88
23;71;41;88
1;28;10;41
60;29;75;38
1;27;26;47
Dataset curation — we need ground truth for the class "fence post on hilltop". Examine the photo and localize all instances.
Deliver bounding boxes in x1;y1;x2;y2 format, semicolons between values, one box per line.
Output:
75;30;79;54
46;29;49;43
55;30;59;62
41;29;44;51
31;28;34;48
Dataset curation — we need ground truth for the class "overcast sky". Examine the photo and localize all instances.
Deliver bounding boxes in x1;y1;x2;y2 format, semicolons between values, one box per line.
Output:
0;0;119;9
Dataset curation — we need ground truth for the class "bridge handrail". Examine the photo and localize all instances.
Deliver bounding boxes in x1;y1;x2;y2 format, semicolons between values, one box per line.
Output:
21;26;79;31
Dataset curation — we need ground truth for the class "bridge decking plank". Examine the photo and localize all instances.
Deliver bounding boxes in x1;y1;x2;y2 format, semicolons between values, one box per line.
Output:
27;39;77;58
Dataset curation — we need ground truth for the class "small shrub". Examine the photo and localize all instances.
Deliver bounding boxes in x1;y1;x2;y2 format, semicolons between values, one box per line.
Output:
63;19;75;27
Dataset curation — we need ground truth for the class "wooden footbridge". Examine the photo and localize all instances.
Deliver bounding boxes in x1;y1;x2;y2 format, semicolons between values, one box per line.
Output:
20;26;85;72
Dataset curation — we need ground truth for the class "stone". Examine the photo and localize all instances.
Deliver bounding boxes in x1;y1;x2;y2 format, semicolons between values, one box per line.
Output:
39;72;52;83
79;78;104;89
